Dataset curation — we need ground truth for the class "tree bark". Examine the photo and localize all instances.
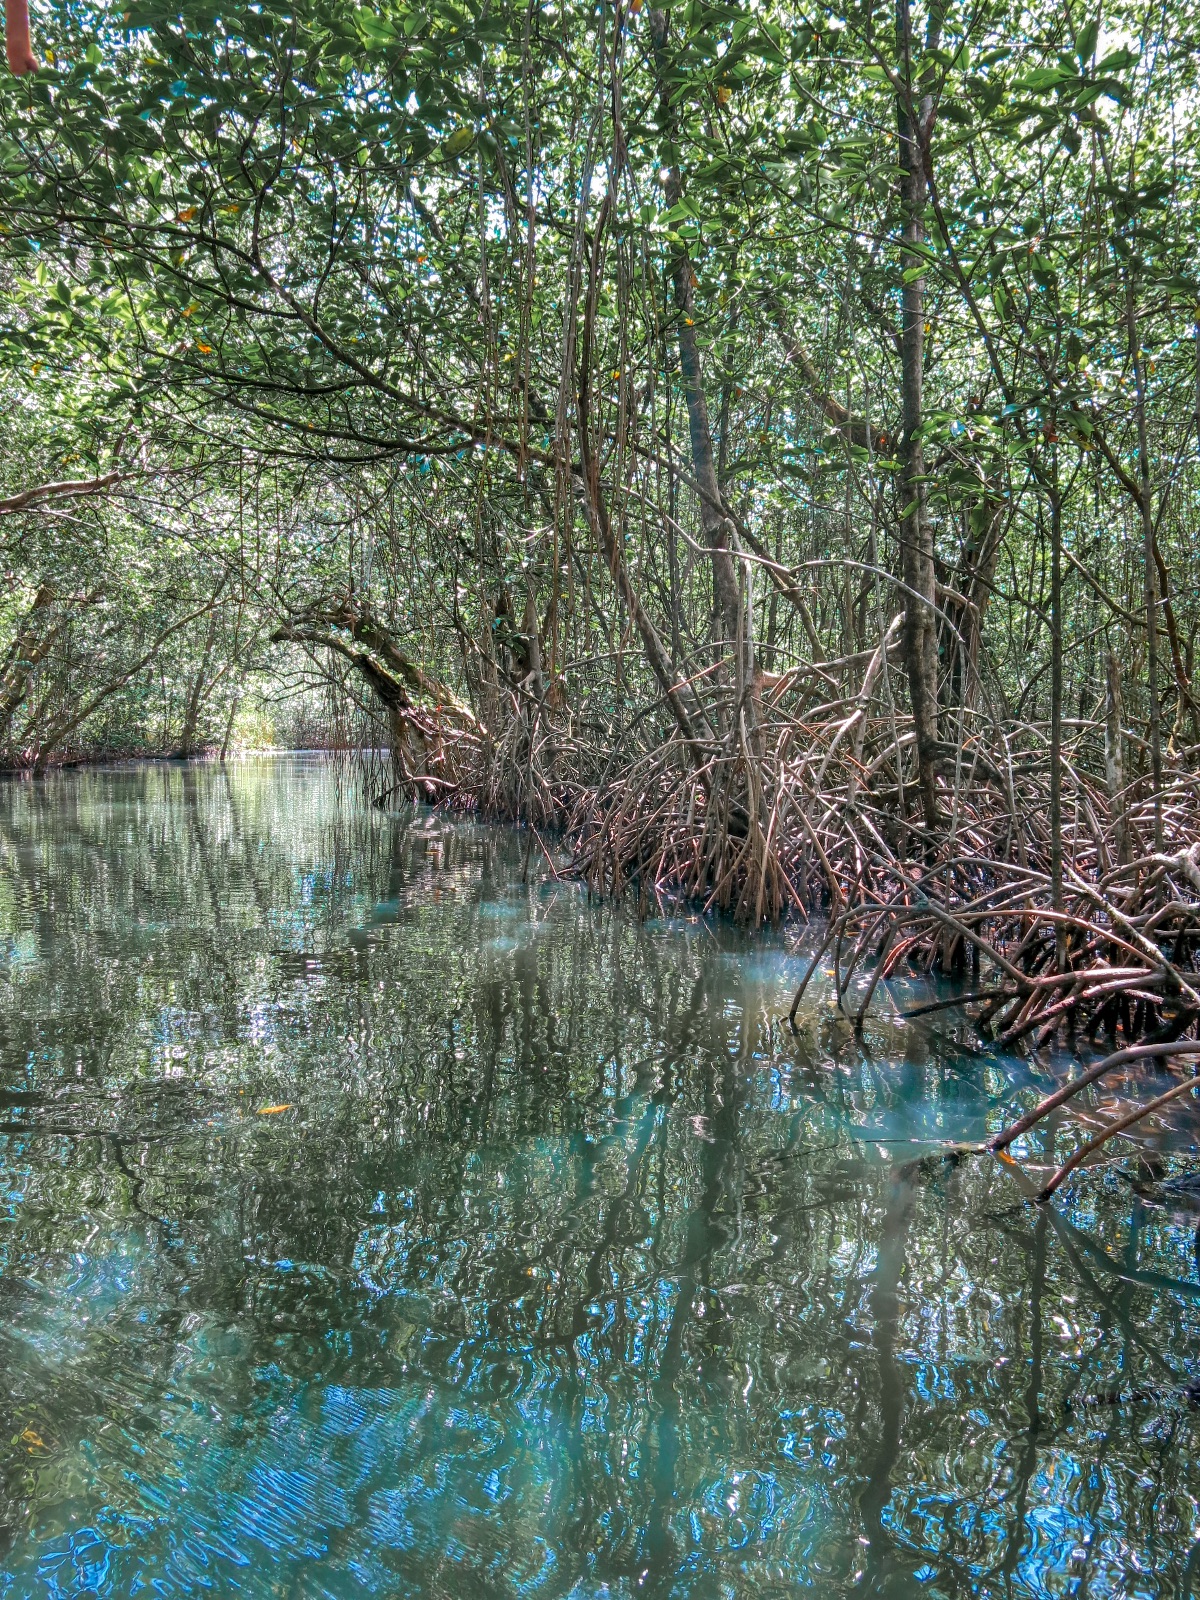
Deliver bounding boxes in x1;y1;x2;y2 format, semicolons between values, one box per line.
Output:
895;0;942;829
0;584;60;737
178;602;223;757
1125;279;1163;848
648;9;757;714
273;600;478;727
1049;459;1064;968
1105;649;1127;865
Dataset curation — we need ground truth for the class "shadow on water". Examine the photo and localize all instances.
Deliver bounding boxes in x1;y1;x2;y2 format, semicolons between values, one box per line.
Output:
0;756;1198;1597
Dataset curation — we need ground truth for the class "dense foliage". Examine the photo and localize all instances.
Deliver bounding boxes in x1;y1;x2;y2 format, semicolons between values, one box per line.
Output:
2;0;1199;906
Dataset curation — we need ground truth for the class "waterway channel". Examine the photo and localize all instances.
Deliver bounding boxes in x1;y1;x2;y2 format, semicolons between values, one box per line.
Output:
1;756;1198;1597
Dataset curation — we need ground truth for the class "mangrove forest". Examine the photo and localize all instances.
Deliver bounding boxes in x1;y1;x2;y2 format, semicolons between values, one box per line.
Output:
4;0;1200;1590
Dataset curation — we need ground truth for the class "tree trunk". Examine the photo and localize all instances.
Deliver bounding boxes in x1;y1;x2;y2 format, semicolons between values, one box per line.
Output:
895;0;942;829
219;692;240;761
946;494;1005;710
1049;460;1064;969
1124;278;1163;847
178;606;221;757
574;467;705;759
1105;649;1127;865
649;9;757;717
0;584;61;743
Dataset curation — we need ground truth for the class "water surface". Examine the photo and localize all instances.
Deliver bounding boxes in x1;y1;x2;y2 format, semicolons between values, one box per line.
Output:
1;756;1199;1598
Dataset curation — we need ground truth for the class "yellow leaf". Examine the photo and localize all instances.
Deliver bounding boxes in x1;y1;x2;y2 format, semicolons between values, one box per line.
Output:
257;1103;294;1115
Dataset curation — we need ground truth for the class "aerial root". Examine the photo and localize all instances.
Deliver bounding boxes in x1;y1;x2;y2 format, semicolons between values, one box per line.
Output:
357;688;1200;1070
561;702;1200;1054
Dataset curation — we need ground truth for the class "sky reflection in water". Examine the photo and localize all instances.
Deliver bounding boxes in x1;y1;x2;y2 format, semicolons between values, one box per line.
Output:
0;756;1199;1598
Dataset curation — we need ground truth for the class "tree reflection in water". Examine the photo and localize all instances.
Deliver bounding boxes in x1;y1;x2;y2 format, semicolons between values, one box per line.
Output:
0;756;1198;1597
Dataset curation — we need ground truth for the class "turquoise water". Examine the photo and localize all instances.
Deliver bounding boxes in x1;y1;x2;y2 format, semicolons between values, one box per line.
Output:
0;756;1199;1598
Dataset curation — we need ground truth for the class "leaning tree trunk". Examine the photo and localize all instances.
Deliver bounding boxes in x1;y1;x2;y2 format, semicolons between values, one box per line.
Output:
271;598;481;804
0;583;62;749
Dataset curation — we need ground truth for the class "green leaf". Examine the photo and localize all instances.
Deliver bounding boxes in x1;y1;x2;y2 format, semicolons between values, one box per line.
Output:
1096;46;1139;72
441;126;475;158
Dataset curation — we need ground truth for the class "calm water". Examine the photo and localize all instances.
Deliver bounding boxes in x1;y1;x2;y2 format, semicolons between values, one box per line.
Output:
1;757;1199;1599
